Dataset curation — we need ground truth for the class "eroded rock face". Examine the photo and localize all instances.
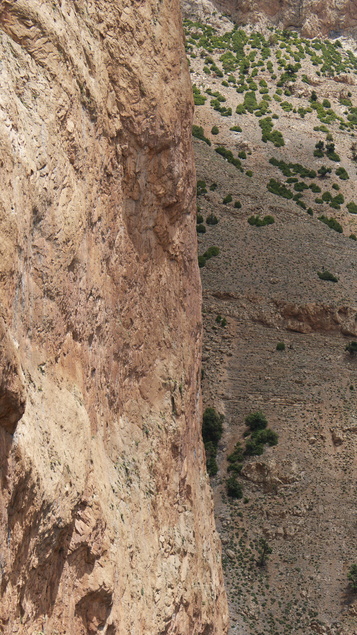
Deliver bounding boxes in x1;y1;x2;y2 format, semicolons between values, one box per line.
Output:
0;1;228;633
182;0;357;37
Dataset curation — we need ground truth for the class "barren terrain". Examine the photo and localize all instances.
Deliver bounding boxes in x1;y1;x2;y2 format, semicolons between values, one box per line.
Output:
185;14;357;635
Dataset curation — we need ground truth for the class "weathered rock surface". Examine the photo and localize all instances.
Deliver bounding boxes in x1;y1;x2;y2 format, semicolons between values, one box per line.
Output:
0;1;228;633
182;0;357;37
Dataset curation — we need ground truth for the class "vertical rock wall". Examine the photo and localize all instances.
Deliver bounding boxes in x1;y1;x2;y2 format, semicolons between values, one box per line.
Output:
0;1;228;633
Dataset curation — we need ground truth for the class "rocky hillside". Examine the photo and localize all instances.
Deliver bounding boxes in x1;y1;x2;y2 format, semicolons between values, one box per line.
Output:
185;14;357;635
182;0;357;38
0;2;228;633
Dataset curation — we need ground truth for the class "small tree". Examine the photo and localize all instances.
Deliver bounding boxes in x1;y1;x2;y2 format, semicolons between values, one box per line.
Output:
345;341;357;355
348;564;357;591
257;538;272;567
226;475;243;499
318;166;332;178
351;142;357;161
310;90;318;102
245;411;267;431
202;407;223;445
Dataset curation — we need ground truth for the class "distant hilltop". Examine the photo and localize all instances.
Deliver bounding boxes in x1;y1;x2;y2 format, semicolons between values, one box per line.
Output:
182;0;357;38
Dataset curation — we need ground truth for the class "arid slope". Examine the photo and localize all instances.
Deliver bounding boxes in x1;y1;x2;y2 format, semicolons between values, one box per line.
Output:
185;14;357;635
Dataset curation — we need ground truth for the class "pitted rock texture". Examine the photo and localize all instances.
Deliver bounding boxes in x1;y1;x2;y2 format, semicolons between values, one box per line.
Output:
0;1;228;633
182;0;357;37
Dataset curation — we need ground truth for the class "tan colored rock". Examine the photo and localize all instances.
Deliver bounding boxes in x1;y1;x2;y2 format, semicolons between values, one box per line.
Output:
0;1;228;633
277;302;357;336
241;459;300;491
0;319;25;433
331;428;344;445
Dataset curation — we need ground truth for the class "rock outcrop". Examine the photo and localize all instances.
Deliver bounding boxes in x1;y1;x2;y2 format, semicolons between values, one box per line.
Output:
182;0;357;38
0;1;228;633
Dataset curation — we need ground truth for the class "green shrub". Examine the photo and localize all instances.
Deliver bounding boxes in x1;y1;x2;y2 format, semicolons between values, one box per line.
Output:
193;85;207;106
204;441;218;476
309;183;321;193
197;180;207;196
211;125;219;135
347;202;357;214
238;150;247;159
280;100;293;112
211;99;232;117
196;214;204;224
215;146;242;169
248;215;275;227
267;179;293;199
270;158;316;179
318;166;332;178
226;476;243;499
253;428;278;446
348;564;357;591
245;411;267;431
346;342;357;354
257;538;272;567
349;234;357;240
227;442;244;464
234;201;242;209
243;90;259;112
223;194;233;204
294;182;309;192
244;438;264;456
318;270;339;282
202;407;223;446
220;50;238;72
196;224;206;233
192;124;211;145
209;182;218;191
227;462;243;474
296;199;307;210
318;215;343;233
336;167;349;180
203;246;220;259
206;213;218;225
230;125;242;132
276;341;285;351
326;150;341;162
259;117;285;147
198;255;206;268
332;193;344;205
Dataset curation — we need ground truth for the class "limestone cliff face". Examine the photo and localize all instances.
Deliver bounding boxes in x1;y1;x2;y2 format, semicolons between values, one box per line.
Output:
0;1;228;633
182;0;357;37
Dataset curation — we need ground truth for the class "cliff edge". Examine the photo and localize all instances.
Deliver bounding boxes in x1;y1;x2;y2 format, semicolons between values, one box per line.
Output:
0;1;228;633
